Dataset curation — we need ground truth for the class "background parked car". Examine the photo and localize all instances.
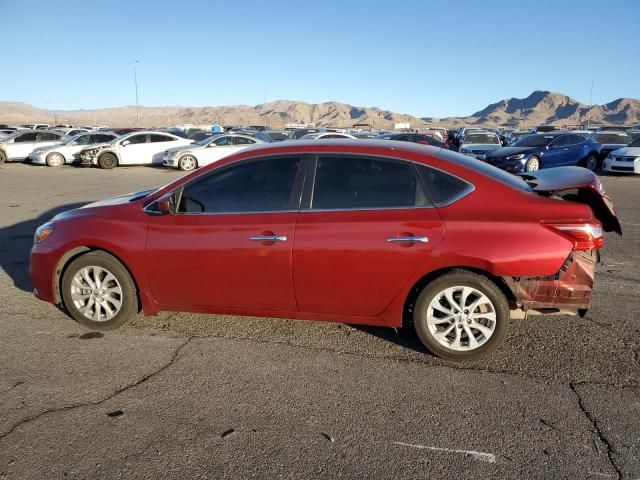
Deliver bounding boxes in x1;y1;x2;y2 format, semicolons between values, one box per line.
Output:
300;132;356;140
0;130;67;164
458;132;502;159
288;128;327;139
375;132;449;149
602;138;640;175
30;131;119;167
588;131;632;161
484;132;601;172
163;133;266;171
80;131;192;169
51;127;90;137
18;123;50;130
187;130;219;142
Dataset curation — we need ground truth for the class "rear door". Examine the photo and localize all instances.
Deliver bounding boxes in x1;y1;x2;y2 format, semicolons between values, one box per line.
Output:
149;134;182;164
292;155;445;317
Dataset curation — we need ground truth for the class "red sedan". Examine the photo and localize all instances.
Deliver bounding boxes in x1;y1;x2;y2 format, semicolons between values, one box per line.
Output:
29;140;621;361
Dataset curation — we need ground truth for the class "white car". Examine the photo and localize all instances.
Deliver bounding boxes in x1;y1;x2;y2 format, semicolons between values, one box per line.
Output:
80;131;193;169
31;131;119;167
0;130;67;164
51;127;90;137
163;133;265;171
602;139;640;174
299;132;356;140
459;132;502;159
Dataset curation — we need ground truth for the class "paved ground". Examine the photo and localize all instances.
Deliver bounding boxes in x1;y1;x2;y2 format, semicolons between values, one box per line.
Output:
0;163;638;479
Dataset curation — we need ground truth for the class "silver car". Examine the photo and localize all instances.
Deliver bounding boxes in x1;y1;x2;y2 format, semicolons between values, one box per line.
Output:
31;131;119;167
459;131;502;159
0;130;67;164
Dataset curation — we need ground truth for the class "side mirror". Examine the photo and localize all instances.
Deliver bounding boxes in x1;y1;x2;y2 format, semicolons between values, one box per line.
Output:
157;193;176;215
121;140;130;147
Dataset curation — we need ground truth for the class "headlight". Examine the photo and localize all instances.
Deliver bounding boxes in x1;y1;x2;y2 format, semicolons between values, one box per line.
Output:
506;153;525;160
34;224;54;244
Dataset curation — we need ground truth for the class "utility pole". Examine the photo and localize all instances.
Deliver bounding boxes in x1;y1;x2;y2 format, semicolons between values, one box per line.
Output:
134;60;140;127
587;80;594;128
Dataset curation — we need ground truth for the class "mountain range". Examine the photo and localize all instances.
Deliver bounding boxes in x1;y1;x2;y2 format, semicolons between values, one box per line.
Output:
0;91;638;129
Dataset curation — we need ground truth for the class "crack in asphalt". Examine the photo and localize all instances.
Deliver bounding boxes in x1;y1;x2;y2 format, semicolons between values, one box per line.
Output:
0;336;193;440
569;382;622;480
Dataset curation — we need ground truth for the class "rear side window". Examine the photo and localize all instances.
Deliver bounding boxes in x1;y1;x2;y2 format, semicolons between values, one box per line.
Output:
38;132;61;141
14;132;37;142
149;134;174;143
236;137;256;145
312;156;428;210
415;164;473;206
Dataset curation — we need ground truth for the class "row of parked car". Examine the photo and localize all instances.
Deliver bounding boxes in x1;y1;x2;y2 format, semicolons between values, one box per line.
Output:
1;123;639;175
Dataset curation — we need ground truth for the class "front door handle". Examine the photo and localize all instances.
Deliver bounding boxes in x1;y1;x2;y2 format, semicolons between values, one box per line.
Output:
387;236;429;243
250;235;287;242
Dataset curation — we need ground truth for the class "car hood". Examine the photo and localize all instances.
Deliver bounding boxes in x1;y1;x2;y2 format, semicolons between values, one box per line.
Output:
609;146;640;157
486;146;536;158
50;189;156;221
518;167;621;234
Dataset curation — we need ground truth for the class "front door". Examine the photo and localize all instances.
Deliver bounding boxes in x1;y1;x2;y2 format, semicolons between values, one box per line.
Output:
146;155;303;311
292;155;446;317
118;133;153;164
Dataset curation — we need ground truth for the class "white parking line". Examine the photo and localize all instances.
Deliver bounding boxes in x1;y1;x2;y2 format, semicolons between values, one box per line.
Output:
393;441;497;463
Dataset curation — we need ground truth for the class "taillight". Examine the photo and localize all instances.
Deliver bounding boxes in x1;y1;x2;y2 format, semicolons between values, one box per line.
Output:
544;222;604;251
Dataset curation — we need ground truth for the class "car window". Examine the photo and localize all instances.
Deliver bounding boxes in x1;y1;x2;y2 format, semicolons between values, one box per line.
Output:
569;134;586;145
125;134;147;145
178;157;301;213
392;135;408;141
94;134;116;143
236;136;256;145
213;136;235;146
550;135;570;148
415;164;472;206
72;135;93;145
149;134;173;143
14;132;38;142
38;132;61;141
311;156;427;210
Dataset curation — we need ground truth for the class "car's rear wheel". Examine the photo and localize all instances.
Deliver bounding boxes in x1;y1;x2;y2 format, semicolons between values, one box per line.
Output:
61;251;137;330
525;156;540;172
0;150;6;165
584;154;598;171
98;153;118;169
413;270;509;361
46;152;65;167
178;155;197;171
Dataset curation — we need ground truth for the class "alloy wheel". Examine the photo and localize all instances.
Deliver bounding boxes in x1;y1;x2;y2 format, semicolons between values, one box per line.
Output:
70;266;123;322
426;286;497;351
48;153;64;167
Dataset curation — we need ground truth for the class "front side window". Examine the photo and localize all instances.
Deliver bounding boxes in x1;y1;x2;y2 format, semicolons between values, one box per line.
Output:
178;157;301;213
311;156;427;210
71;134;92;145
124;134;147;145
213;136;235;146
550;135;570;148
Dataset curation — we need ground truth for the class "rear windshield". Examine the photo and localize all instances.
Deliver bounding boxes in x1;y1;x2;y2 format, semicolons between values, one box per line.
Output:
464;133;499;144
435;149;532;193
596;133;630;144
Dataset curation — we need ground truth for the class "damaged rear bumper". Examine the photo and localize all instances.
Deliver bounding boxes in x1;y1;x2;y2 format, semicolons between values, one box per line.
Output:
505;250;597;312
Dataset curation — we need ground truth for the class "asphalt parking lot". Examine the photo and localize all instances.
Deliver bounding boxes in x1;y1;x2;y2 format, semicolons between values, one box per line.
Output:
0;163;638;479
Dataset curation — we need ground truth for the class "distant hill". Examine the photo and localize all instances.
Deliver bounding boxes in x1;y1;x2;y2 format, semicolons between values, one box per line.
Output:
0;91;638;129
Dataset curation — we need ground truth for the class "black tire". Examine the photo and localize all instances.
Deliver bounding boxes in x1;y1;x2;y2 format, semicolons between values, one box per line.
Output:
0;150;6;165
46;152;65;167
178;155;198;171
413;270;509;361
525;156;541;172
583;154;598;172
61;251;137;330
98;152;118;169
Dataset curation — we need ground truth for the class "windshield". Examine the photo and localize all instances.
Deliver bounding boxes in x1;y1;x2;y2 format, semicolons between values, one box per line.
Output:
512;135;555;148
596;133;631;144
463;134;499;145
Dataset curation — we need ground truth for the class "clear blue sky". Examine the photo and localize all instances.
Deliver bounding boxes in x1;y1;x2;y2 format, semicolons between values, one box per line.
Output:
1;0;638;117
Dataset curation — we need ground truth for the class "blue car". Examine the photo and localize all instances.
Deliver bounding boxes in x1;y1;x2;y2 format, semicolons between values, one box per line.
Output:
484;132;602;173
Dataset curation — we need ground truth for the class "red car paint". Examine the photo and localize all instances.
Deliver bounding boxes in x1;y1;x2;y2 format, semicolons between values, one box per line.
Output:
30;141;619;326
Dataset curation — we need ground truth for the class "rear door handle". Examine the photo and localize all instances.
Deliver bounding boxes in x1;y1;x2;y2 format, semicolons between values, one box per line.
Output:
387;236;429;243
250;235;287;242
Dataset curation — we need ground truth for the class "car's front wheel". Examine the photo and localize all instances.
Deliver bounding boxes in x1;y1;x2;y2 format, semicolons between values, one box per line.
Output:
46;152;65;167
178;155;198;171
413;270;509;361
525;156;540;172
584;154;598;171
98;153;118;169
61;251;137;330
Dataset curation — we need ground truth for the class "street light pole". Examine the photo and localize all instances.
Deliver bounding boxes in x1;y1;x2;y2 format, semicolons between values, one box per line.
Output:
134;60;140;127
587;80;594;129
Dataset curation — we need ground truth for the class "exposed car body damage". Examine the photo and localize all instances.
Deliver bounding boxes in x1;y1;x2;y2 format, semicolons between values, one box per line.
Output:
505;250;596;312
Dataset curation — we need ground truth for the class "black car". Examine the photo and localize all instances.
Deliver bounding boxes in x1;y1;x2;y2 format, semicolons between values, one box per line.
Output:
376;133;449;149
484;133;602;173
